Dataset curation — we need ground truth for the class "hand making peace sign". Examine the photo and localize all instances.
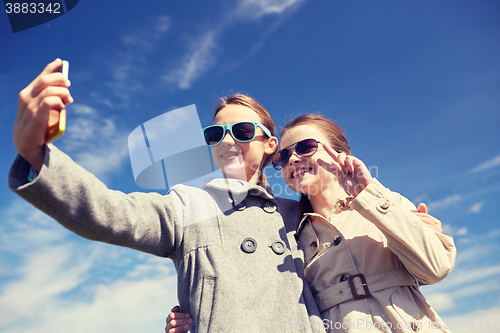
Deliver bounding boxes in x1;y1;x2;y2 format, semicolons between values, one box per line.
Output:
316;142;373;197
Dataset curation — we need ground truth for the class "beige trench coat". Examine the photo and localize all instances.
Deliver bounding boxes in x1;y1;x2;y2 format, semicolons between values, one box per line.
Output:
297;179;456;333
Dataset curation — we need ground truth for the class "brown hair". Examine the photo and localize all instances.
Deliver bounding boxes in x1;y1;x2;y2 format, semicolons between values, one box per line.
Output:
213;93;276;185
280;114;351;214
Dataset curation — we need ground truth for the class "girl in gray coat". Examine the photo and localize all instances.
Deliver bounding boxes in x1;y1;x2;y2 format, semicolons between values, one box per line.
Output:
10;59;327;333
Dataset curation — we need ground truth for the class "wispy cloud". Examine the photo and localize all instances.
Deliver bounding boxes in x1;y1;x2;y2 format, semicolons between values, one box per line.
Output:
442;224;468;237
235;0;305;19
425;293;454;311
470;155;500;173
421;230;500;318
162;0;306;90
162;30;218;89
441;308;500;333
469;201;484;213
0;201;179;333
60;104;129;183
427;194;462;211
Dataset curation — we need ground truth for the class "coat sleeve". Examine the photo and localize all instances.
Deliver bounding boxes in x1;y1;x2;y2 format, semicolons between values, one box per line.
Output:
351;178;456;285
8;144;182;260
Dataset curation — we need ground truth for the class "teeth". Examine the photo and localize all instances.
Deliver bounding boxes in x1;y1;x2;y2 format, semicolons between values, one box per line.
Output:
292;168;310;178
222;153;239;158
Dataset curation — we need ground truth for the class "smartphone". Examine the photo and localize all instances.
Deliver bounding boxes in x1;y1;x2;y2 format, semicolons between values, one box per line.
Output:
46;60;69;143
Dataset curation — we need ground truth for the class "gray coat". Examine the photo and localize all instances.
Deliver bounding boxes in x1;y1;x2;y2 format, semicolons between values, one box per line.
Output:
9;145;326;333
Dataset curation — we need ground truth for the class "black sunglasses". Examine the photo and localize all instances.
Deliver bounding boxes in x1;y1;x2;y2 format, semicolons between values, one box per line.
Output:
201;121;272;146
272;139;322;170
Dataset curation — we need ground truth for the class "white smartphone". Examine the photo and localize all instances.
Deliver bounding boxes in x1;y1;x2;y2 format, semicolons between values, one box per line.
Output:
46;60;69;143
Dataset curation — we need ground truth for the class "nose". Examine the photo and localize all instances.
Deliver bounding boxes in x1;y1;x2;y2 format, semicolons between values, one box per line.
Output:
220;129;235;146
288;151;300;165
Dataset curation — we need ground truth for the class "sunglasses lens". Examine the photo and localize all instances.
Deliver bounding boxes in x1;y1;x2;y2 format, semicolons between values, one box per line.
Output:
204;126;224;146
296;139;318;156
272;139;319;170
232;122;256;142
271;149;290;170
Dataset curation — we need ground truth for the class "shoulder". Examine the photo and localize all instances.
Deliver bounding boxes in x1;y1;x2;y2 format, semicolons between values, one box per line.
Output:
275;197;300;231
167;184;220;226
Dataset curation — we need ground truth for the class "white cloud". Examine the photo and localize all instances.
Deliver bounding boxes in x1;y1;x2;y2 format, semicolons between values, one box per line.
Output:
425;293;455;311
0;201;179;333
440;308;500;333
60;104;129;183
470;155;500;173
162;0;306;90
236;0;304;19
442;224;468;237
419;230;500;324
469;201;484;213
427;194;462;211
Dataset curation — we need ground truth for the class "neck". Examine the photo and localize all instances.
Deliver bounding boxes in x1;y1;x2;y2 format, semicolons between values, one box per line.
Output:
222;168;261;185
308;180;348;219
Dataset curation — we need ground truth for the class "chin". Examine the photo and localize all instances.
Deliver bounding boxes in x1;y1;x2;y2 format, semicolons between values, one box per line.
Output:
222;164;248;181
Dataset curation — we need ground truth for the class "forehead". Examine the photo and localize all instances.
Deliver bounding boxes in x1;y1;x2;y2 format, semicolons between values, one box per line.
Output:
280;124;329;148
213;104;261;125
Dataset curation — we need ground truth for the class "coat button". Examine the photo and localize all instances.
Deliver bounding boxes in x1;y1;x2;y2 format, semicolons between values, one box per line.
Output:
333;236;341;246
262;202;277;213
271;240;286;254
411;322;420;331
377;199;390;213
241;237;257;253
340;274;349;282
310;241;317;250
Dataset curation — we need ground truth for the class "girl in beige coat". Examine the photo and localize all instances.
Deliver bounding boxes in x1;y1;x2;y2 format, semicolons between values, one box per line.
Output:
271;114;456;333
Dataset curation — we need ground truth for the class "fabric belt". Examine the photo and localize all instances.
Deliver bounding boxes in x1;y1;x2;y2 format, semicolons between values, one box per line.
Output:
314;270;418;313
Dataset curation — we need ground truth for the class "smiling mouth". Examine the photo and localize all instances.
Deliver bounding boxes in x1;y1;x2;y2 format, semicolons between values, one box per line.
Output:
291;167;313;179
220;152;241;159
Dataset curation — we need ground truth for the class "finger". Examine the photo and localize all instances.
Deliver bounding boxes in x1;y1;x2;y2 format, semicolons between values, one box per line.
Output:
418;203;428;214
345;156;355;173
167;319;192;333
322;142;340;160
168;313;191;319
167;324;191;333
171;305;180;312
36;96;67;117
37;86;74;105
40;58;63;76
31;73;71;98
338;153;349;174
317;158;341;177
413;212;443;233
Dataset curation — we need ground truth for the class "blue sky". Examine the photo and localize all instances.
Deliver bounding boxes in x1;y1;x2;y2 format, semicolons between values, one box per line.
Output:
1;0;500;332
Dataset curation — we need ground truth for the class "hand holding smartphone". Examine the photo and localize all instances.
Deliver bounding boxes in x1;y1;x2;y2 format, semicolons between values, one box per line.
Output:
46;60;69;143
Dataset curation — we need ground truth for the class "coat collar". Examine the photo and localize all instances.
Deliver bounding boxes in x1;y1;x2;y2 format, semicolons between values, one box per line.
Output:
296;196;354;236
202;178;276;206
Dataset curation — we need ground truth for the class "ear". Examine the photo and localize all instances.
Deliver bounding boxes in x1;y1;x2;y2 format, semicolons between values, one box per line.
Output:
265;136;279;155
